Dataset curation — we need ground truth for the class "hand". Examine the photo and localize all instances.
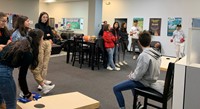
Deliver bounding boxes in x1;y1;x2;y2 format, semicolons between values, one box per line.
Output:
47;34;51;37
180;38;185;43
27;94;35;101
170;39;173;42
49;39;53;45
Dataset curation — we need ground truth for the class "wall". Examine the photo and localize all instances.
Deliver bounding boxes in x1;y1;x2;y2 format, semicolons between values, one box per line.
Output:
0;0;39;28
39;0;89;35
102;0;200;57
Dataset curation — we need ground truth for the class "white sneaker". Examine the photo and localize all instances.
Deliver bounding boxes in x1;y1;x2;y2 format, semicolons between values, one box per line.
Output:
119;62;123;66
115;63;120;67
38;85;42;91
123;61;128;65
19;92;24;98
107;66;113;70
44;80;52;85
133;55;136;60
114;67;120;71
42;84;55;94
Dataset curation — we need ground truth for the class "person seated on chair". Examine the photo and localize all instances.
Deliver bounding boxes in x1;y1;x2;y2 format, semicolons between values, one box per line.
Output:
113;31;161;109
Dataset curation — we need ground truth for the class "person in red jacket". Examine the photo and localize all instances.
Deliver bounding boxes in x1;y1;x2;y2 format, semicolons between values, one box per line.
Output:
103;24;120;71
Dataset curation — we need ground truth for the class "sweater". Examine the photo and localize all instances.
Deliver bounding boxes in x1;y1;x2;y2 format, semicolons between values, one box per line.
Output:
35;23;54;40
102;31;116;48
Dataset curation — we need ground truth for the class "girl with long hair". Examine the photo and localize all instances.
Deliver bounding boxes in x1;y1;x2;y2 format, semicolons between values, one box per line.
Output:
0;29;44;109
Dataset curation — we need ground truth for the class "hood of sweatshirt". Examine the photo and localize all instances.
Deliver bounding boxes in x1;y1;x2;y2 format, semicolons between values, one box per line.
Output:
143;47;161;60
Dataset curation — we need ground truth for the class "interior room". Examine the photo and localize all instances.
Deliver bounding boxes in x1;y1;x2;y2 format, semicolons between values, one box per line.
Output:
0;0;200;109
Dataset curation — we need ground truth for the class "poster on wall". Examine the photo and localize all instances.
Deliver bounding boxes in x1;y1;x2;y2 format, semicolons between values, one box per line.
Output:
167;17;182;36
149;18;162;36
114;18;127;27
133;18;144;30
62;18;84;30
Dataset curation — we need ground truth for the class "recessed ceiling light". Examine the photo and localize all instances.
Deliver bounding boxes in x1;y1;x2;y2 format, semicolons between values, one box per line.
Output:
44;0;56;3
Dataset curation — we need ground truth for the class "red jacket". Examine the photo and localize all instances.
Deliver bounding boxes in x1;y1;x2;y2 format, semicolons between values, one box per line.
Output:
102;31;116;48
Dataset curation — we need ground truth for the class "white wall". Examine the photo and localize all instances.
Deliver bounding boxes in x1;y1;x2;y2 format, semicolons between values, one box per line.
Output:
39;0;88;35
0;0;39;28
102;0;200;57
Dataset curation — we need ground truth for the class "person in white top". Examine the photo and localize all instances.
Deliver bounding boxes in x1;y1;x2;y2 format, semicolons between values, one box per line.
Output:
170;24;185;59
130;20;142;60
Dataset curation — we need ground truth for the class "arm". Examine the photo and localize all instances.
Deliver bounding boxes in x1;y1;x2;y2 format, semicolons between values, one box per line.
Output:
128;55;149;81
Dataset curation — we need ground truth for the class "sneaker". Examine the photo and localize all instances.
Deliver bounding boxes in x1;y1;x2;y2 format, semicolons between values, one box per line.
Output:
114;67;120;71
133;55;136;60
19;92;24;98
38;85;42;91
42;84;55;94
123;61;128;65
115;63;120;67
44;80;52;85
119;62;123;66
107;66;113;70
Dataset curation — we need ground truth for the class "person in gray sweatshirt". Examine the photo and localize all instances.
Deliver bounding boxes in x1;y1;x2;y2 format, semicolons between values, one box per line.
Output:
113;31;161;109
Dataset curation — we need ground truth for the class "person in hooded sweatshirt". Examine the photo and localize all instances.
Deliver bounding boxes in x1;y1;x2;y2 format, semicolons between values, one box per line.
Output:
113;31;161;109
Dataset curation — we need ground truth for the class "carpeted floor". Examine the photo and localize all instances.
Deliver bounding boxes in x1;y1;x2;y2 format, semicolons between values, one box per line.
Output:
13;52;170;109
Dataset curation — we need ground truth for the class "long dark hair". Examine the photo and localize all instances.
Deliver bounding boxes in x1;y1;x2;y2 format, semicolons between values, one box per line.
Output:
120;22;127;32
38;12;49;26
28;29;44;69
103;24;110;32
0;12;11;37
1;29;43;69
14;15;29;36
112;22;119;30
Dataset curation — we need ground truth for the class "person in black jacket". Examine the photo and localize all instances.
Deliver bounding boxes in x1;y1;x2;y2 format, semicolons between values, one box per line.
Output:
32;12;55;92
119;22;129;65
0;29;43;109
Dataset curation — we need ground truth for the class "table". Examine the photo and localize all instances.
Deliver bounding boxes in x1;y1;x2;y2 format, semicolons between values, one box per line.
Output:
160;56;177;71
17;92;100;109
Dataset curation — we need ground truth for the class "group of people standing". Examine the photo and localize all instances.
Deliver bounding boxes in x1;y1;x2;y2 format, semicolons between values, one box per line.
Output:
0;11;55;109
101;21;129;71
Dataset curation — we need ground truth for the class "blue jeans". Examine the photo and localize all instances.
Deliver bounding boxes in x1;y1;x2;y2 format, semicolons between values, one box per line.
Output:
0;63;16;109
106;48;116;68
113;80;145;108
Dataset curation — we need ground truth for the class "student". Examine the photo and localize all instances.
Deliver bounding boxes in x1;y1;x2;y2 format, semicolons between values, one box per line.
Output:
0;29;44;109
103;24;120;71
119;22;128;65
130;20;142;60
12;15;55;95
33;12;55;91
113;31;161;109
111;22;121;67
0;12;12;109
12;16;30;41
170;24;185;60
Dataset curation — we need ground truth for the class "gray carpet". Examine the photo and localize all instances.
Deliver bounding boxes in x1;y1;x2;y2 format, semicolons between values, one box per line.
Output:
13;52;169;109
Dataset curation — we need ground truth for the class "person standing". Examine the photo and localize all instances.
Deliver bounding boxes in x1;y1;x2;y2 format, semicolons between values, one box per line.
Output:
113;31;161;109
111;22;122;67
33;12;55;92
130;20;142;60
170;24;185;60
103;24;120;71
119;22;128;65
0;12;12;109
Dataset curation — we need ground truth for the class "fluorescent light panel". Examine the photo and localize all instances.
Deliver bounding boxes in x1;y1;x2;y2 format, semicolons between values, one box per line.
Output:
44;0;56;3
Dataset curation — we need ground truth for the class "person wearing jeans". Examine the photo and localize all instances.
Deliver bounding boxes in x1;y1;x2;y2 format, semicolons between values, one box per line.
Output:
103;24;120;71
113;31;161;109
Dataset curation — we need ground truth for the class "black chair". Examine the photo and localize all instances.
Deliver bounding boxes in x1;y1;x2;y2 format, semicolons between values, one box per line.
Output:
72;37;89;68
133;62;175;109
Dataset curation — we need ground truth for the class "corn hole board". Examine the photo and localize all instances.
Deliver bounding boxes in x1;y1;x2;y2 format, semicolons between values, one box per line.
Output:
160;56;177;71
17;92;100;109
